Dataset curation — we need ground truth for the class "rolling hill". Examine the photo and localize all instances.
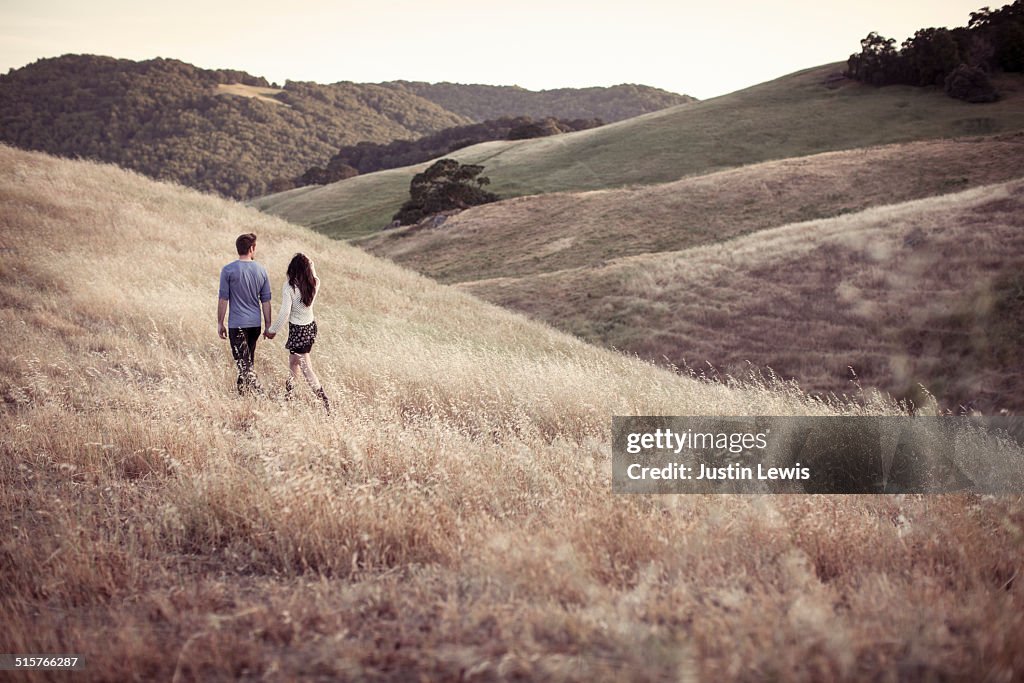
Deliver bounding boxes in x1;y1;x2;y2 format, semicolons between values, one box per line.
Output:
2;144;1023;680
253;64;1024;239
461;177;1024;413
355;134;1024;413
0;55;689;200
358;134;1024;282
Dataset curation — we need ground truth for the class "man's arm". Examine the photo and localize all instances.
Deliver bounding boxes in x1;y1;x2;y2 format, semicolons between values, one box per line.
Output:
218;267;231;340
262;300;273;336
217;298;229;339
260;269;273;337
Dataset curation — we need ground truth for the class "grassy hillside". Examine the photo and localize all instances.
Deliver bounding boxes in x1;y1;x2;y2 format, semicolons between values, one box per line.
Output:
359;134;1024;283
461;178;1024;413
254;64;1024;239
3;146;1023;680
215;83;289;106
280;115;608;192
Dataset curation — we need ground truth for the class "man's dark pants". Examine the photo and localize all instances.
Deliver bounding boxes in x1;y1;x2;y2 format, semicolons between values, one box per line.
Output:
229;326;263;395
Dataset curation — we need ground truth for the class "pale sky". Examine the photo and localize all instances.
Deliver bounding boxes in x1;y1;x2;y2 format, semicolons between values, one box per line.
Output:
0;0;989;100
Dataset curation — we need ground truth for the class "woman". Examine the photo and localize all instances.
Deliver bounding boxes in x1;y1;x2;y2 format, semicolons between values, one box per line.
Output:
265;253;330;414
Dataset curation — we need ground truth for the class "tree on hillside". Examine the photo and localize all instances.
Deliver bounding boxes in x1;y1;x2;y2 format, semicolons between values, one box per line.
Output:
847;32;901;85
507;118;570;140
969;1;1024;71
945;63;999;101
392;158;498;226
902;28;962;85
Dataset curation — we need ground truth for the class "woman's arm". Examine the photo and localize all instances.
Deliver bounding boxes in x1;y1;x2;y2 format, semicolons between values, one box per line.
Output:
267;282;293;335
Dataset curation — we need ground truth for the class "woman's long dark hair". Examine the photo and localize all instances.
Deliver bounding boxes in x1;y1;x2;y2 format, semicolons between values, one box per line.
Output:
287;253;317;306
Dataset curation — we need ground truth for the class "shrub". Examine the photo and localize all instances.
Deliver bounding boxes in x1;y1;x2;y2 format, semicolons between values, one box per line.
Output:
945;64;999;102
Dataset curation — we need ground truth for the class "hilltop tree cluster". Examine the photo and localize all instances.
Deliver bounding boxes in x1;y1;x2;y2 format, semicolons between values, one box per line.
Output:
847;1;1024;102
393;159;498;226
276;116;603;192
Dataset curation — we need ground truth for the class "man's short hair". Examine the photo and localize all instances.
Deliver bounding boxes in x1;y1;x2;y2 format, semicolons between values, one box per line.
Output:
236;233;257;255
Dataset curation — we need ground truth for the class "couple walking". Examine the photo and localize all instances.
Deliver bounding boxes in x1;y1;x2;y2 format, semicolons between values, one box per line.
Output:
216;232;330;413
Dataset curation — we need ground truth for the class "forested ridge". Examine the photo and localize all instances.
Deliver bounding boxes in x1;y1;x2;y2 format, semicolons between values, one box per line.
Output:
0;54;691;199
0;55;469;198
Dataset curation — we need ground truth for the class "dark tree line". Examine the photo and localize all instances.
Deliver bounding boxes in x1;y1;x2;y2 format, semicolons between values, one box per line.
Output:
274;116;604;192
847;1;1024;102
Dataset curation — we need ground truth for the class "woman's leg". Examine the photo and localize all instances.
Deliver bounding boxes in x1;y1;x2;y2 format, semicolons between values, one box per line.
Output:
297;353;330;414
286;352;302;399
296;353;321;392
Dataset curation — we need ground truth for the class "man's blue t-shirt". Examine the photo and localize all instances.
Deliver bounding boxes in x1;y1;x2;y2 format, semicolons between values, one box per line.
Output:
219;260;271;328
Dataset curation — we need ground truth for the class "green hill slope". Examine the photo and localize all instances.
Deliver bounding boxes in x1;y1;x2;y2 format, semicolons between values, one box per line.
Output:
254;64;1024;239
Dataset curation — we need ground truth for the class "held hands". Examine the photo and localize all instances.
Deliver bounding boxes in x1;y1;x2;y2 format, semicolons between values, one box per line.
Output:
216;322;273;339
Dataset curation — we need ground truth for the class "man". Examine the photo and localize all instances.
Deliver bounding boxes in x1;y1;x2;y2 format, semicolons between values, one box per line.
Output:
218;233;272;395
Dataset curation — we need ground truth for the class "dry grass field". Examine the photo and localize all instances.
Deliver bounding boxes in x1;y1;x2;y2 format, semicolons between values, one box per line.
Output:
2;145;1023;681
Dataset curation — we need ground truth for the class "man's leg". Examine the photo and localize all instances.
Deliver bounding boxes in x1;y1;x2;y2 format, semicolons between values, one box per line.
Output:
229;327;263;395
242;326;263;394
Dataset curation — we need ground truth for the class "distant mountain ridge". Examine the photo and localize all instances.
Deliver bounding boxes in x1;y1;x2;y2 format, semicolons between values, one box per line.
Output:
0;54;692;199
378;81;696;121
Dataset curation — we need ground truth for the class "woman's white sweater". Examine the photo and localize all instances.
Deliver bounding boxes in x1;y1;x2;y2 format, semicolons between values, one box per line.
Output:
268;278;318;334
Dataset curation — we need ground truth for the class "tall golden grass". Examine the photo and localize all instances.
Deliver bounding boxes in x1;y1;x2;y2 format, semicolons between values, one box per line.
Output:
1;145;1022;681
